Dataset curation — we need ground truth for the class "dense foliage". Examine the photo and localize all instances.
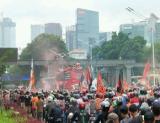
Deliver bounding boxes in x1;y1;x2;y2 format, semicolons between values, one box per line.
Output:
20;34;67;60
93;32;148;62
8;34;68;80
0;48;18;76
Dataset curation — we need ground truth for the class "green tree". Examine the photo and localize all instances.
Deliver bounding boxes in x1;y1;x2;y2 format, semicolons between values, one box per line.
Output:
0;48;17;76
154;42;160;62
0;65;6;76
141;42;160;63
20;34;67;60
10;34;68;80
120;36;146;61
93;32;147;62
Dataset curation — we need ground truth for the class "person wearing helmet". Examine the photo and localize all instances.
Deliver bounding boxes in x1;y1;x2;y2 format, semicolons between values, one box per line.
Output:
66;98;80;123
113;96;123;121
95;100;110;123
45;96;55;123
78;101;89;123
46;95;64;123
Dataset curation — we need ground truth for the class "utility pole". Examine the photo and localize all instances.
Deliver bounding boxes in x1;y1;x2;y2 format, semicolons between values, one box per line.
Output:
89;37;95;78
126;7;157;86
151;28;156;86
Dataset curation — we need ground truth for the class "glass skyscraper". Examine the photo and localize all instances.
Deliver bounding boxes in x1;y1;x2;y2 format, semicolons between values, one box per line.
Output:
120;14;160;44
76;8;99;53
45;23;62;38
31;24;44;41
66;25;76;51
0;18;16;48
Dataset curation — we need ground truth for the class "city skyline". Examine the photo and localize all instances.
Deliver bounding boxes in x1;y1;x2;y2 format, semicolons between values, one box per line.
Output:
0;17;16;48
1;0;160;48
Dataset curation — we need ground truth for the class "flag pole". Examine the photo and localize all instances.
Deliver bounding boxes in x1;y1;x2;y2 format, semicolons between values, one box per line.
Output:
28;58;34;92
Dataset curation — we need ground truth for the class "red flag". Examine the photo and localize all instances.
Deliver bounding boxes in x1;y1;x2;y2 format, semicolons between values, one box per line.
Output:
116;69;123;93
96;71;106;95
142;63;151;80
29;59;35;91
85;66;92;86
140;63;151;88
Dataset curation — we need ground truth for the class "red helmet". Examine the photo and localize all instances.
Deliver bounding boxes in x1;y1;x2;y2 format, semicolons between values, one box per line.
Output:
79;102;85;110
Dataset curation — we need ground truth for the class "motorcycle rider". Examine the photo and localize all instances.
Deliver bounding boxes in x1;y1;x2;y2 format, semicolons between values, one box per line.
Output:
95;99;110;123
45;95;63;123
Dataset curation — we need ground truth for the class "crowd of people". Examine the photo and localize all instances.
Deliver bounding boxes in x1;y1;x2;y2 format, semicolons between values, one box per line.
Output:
0;86;160;123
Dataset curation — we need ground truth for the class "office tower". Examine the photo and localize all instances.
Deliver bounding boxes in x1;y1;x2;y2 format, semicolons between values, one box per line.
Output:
155;22;160;41
99;32;113;44
66;25;76;51
76;8;99;53
0;17;16;48
120;22;147;39
31;24;44;41
45;23;62;37
120;13;159;44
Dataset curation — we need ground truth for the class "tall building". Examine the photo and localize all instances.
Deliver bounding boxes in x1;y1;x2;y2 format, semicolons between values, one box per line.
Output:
155;22;160;41
66;25;76;51
120;13;159;44
120;22;147;39
0;17;16;48
99;32;113;44
45;23;62;37
76;8;99;53
31;24;44;41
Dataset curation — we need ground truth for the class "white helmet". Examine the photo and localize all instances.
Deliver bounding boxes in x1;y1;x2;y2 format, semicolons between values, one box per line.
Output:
47;96;53;102
101;100;110;108
68;113;74;119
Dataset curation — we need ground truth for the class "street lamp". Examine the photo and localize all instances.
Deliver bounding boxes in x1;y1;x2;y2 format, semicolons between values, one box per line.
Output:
126;7;157;86
88;38;95;62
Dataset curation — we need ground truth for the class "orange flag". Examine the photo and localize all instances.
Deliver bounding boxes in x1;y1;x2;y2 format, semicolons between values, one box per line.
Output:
142;63;151;80
140;63;151;89
123;80;129;91
96;71;106;95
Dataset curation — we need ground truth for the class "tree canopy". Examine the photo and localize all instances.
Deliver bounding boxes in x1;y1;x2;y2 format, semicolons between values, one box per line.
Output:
93;32;147;62
0;48;18;76
9;34;68;80
20;34;68;60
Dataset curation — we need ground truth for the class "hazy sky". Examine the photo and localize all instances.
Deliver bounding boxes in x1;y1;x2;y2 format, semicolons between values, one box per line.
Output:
0;0;160;48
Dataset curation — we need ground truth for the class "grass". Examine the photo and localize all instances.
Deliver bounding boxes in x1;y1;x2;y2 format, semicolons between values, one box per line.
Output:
0;107;27;123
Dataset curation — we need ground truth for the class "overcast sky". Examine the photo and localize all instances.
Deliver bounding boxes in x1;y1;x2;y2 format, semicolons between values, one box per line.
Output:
0;0;160;48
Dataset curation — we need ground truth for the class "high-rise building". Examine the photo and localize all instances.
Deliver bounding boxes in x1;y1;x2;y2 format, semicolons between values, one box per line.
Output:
45;23;62;37
0;17;16;48
155;22;160;41
120;13;159;44
66;25;76;51
76;8;99;53
31;24;44;41
99;32;113;44
120;22;147;39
